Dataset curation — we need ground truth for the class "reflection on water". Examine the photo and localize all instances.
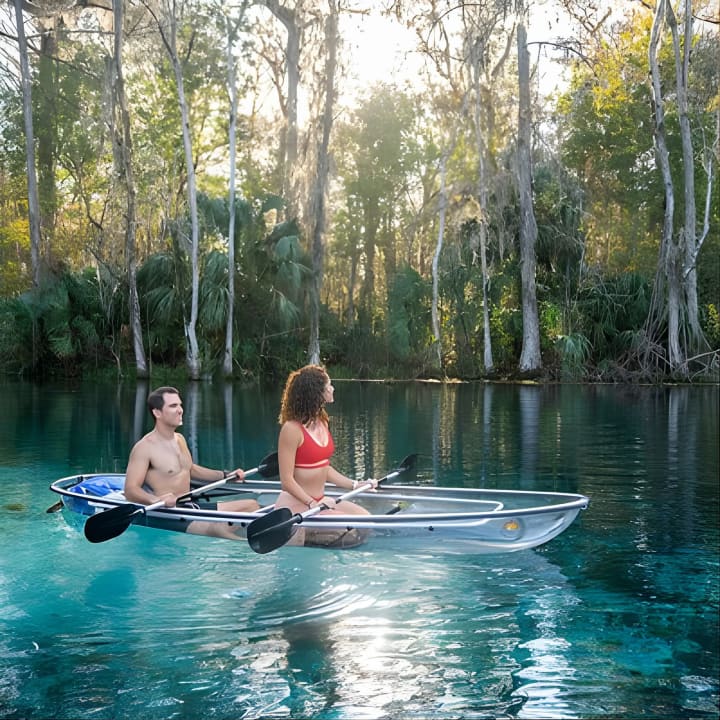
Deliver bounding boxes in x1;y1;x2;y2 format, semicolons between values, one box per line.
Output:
215;551;575;720
0;380;717;719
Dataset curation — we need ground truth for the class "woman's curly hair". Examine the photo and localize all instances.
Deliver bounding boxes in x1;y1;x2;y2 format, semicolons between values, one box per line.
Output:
279;365;330;425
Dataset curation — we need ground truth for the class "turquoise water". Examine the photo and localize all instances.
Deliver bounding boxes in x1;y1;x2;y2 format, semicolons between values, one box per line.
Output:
0;380;718;719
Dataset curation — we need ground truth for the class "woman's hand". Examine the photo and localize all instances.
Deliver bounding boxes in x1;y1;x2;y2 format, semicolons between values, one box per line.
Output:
313;495;335;509
352;478;378;492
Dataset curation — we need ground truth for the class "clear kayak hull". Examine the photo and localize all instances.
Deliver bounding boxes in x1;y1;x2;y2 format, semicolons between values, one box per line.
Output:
50;474;589;554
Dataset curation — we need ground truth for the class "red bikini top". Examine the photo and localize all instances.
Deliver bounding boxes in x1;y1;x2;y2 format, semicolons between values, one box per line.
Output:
294;422;334;469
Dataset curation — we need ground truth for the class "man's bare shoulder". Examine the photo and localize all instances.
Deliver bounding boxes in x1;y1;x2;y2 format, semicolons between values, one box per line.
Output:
128;430;158;457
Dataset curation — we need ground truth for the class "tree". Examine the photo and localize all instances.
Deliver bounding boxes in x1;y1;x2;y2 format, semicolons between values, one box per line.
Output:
645;0;714;375
12;0;41;287
463;2;515;374
307;0;338;365
142;0;204;379
334;86;420;323
516;13;542;373
558;0;717;378
111;0;148;377
256;0;302;219
218;0;251;377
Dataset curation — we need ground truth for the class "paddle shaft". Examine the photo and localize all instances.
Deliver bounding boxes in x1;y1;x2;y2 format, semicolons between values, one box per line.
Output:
253;459;410;515
83;456;273;543
290;460;413;521
127;471;241;514
53;452;278;515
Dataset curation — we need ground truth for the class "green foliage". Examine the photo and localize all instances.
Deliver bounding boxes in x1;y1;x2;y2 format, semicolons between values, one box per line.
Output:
703;304;720;349
387;265;430;365
533;162;585;293
137;252;186;367
0;271;111;377
576;272;652;365
489;305;521;372
539;301;562;355
437;223;483;378
199;249;230;335
555;333;592;381
334;319;388;379
0;297;34;373
0;217;32;297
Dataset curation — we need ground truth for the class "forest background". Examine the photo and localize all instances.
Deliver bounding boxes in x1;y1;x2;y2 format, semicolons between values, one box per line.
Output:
0;0;718;384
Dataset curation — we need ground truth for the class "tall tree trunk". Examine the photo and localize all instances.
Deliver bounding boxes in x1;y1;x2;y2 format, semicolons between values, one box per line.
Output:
37;21;57;262
261;0;300;220
175;63;201;380
471;50;494;373
667;0;703;345
113;0;148;378
516;20;542;374
308;3;338;365
223;13;242;378
149;1;201;378
431;151;450;373
360;206;377;316
478;223;493;372
13;0;42;288
647;0;684;374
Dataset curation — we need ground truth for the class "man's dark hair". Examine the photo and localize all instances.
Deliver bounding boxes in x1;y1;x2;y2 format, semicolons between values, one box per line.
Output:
147;386;180;414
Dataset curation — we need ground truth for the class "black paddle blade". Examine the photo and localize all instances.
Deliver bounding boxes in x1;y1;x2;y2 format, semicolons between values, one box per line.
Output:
84;504;144;543
246;507;298;554
398;454;417;473
376;454;417;485
257;452;279;478
45;500;64;513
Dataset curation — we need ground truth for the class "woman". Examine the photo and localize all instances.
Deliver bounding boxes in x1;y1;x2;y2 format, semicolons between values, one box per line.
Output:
275;365;376;546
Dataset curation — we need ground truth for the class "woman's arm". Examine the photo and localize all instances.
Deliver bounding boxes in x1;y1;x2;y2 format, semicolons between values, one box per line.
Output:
327;466;378;491
326;465;354;490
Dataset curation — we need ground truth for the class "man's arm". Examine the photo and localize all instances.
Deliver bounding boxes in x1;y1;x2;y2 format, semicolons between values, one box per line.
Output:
179;434;246;484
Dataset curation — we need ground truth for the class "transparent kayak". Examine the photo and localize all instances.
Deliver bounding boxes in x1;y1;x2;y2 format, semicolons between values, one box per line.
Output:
50;473;589;555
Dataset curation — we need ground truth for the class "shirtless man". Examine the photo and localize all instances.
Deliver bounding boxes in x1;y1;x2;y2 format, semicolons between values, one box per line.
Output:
124;386;259;539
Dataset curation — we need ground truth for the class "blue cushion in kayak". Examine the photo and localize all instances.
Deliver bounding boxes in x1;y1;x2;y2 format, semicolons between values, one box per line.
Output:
71;475;125;496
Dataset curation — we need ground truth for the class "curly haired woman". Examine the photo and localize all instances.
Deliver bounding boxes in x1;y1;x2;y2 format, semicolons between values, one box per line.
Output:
274;365;376;546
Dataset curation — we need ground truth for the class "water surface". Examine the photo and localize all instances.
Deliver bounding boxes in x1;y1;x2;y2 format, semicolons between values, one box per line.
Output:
0;380;717;719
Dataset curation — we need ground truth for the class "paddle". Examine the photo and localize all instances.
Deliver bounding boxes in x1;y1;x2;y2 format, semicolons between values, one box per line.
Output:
246;453;418;555
190;452;279;497
46;452;279;515
83;453;278;544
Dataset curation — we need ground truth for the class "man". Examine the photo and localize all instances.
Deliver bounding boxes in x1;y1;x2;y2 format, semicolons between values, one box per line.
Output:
124;386;259;539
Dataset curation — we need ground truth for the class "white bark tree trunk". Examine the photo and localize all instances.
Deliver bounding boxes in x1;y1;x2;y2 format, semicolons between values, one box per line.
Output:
13;0;42;288
516;20;542;373
112;0;148;378
431;152;449;372
147;0;201;378
223;12;242;378
261;0;300;220
308;2;338;366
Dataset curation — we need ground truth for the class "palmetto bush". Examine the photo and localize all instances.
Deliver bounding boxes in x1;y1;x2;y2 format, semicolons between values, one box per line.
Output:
0;270;111;377
576;271;652;374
